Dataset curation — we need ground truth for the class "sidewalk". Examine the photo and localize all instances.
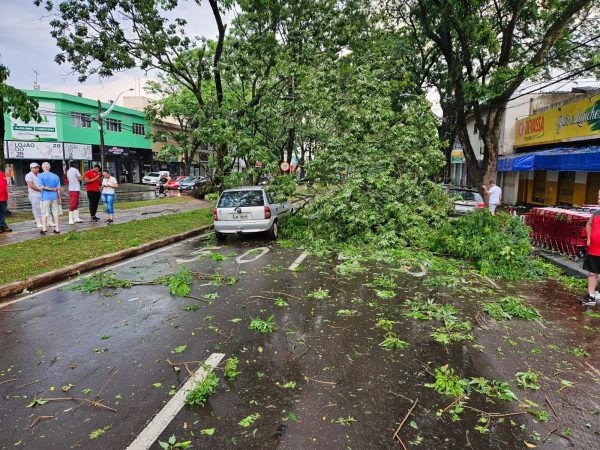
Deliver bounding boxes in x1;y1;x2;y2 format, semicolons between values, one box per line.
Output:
0;198;211;246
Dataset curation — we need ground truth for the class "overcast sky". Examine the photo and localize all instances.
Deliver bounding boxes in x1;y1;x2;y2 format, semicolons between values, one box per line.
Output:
0;0;226;104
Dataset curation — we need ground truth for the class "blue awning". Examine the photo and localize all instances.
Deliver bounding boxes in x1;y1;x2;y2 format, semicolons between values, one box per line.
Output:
498;145;600;172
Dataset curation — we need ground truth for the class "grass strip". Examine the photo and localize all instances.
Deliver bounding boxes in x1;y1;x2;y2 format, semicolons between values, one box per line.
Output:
7;196;196;224
0;208;212;284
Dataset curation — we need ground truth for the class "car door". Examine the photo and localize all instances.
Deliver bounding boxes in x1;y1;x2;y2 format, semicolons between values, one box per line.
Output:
217;190;267;221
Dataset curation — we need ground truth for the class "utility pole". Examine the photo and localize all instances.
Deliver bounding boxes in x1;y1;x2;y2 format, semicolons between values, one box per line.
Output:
97;99;106;170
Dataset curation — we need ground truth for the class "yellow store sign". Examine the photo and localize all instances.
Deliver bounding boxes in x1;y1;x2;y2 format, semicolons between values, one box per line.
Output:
514;93;600;147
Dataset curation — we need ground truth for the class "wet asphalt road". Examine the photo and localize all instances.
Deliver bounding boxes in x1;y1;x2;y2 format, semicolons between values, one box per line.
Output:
1;235;599;449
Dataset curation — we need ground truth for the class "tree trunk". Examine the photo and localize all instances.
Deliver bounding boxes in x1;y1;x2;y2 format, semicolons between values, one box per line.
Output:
481;107;505;184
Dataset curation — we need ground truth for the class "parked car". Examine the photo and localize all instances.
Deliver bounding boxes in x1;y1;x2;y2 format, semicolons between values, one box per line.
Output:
166;175;187;190
142;171;170;185
213;186;292;240
443;185;485;215
178;176;207;191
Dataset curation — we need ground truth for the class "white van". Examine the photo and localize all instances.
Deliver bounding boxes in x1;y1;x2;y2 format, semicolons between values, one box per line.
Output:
142;171;170;185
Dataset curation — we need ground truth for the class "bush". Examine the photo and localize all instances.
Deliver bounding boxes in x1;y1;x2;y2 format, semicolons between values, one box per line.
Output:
427;211;543;280
267;175;296;203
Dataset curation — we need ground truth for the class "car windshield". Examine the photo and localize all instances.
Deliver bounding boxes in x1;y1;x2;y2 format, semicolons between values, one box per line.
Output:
218;190;264;208
183;177;197;182
147;173;159;177
449;190;483;202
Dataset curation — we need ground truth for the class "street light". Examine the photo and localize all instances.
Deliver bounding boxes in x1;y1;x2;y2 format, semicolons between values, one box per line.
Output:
98;88;134;170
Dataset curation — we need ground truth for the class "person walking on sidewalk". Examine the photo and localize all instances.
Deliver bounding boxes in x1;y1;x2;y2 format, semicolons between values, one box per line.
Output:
84;164;102;221
582;209;600;306
101;170;119;224
482;180;502;215
66;161;84;224
0;170;12;233
25;162;43;228
37;162;62;234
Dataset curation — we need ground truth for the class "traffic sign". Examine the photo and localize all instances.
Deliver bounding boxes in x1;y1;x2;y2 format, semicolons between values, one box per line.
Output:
254;161;263;168
280;161;290;172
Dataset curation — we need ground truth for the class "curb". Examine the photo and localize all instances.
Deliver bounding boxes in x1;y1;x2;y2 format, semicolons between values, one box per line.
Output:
538;252;587;278
0;224;213;301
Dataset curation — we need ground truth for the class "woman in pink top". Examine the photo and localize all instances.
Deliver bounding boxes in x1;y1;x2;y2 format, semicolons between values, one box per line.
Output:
582;209;600;306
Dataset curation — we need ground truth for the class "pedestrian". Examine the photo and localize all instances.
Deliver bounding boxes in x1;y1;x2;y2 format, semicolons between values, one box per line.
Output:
482;180;502;215
295;165;302;183
25;162;43;228
37;162;62;234
0;169;11;233
84;164;102;221
101;169;119;224
582;209;600;306
66;161;84;224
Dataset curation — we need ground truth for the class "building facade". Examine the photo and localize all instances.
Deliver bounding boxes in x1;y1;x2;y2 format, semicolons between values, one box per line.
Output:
2;90;152;186
498;90;600;206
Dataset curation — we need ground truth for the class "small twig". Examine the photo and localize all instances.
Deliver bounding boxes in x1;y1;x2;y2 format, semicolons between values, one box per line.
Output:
465;430;474;449
40;397;117;413
141;208;180;215
328;324;351;330
543;423;560;443
0;378;17;386
416;360;434;377
249;295;278;301
29;415;54;429
443;396;466;413
184;295;211;303
17;378;45;389
393;397;419;449
96;367;118;399
545;394;558;417
305;376;336;385
289;346;312;361
262;291;302;300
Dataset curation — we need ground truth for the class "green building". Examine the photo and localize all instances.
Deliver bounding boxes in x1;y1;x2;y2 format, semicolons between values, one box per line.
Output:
2;90;152;186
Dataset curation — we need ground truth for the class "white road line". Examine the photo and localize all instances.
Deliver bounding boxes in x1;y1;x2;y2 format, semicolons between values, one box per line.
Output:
235;247;270;264
288;251;308;271
125;353;225;450
0;232;211;309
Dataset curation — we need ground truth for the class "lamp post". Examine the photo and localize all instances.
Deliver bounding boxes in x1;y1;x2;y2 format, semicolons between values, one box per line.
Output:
98;88;134;170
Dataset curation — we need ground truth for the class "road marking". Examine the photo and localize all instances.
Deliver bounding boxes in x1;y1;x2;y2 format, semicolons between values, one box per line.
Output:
288;251;308;271
175;246;221;264
125;353;225;450
235;247;270;264
0;233;211;309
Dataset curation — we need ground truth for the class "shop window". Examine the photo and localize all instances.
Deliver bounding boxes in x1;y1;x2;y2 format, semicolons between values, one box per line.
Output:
557;171;575;206
533;171;546;203
106;119;122;132
71;113;92;128
133;123;145;135
586;173;600;205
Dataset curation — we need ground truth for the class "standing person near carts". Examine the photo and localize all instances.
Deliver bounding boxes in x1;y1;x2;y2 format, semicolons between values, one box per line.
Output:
101;169;119;224
37;162;62;235
84;164;102;221
0;169;11;233
66;161;84;224
25;162;43;228
482;179;502;215
582;209;600;306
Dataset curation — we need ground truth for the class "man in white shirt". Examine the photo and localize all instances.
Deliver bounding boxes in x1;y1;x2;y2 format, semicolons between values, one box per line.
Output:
24;162;43;228
66;161;84;224
482;180;502;215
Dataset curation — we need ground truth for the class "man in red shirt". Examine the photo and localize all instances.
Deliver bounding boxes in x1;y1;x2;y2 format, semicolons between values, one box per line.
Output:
83;164;102;221
0;170;11;232
582;209;600;306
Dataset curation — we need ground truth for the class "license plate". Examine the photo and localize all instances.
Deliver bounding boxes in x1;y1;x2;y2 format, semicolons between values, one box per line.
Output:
232;214;249;220
455;204;472;212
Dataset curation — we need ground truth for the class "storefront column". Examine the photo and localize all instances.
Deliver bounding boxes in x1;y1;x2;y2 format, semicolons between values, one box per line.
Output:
573;172;587;206
545;171;559;205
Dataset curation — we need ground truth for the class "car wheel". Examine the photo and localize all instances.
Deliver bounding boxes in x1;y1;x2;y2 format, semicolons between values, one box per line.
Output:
215;231;227;241
267;220;278;240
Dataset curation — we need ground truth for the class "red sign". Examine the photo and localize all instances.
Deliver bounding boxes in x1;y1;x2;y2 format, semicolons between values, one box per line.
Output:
280;161;290;172
254;161;263;168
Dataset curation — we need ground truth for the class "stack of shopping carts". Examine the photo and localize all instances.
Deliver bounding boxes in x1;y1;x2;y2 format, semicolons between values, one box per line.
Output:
524;207;593;261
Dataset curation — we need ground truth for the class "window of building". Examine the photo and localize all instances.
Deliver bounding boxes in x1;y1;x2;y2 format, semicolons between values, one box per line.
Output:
106;119;122;132
133;123;145;135
71;113;92;128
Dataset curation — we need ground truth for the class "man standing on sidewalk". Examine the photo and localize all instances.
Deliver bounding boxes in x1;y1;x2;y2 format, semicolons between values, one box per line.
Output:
582;209;600;306
482;180;502;216
37;162;62;234
25;162;43;228
84;164;101;221
66;161;84;224
0;169;11;233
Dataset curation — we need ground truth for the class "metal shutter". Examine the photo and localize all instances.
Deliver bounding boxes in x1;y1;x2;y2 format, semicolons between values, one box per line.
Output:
586;173;600;205
533;171;546;203
558;171;575;206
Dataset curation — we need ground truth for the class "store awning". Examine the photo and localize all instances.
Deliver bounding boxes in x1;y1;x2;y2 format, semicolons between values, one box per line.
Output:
497;145;600;172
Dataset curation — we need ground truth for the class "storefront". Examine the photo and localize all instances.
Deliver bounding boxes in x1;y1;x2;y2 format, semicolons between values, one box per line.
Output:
498;92;600;206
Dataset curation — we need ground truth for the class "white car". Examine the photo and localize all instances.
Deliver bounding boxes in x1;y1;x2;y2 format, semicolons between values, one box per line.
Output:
213;186;292;240
142;171;170;185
